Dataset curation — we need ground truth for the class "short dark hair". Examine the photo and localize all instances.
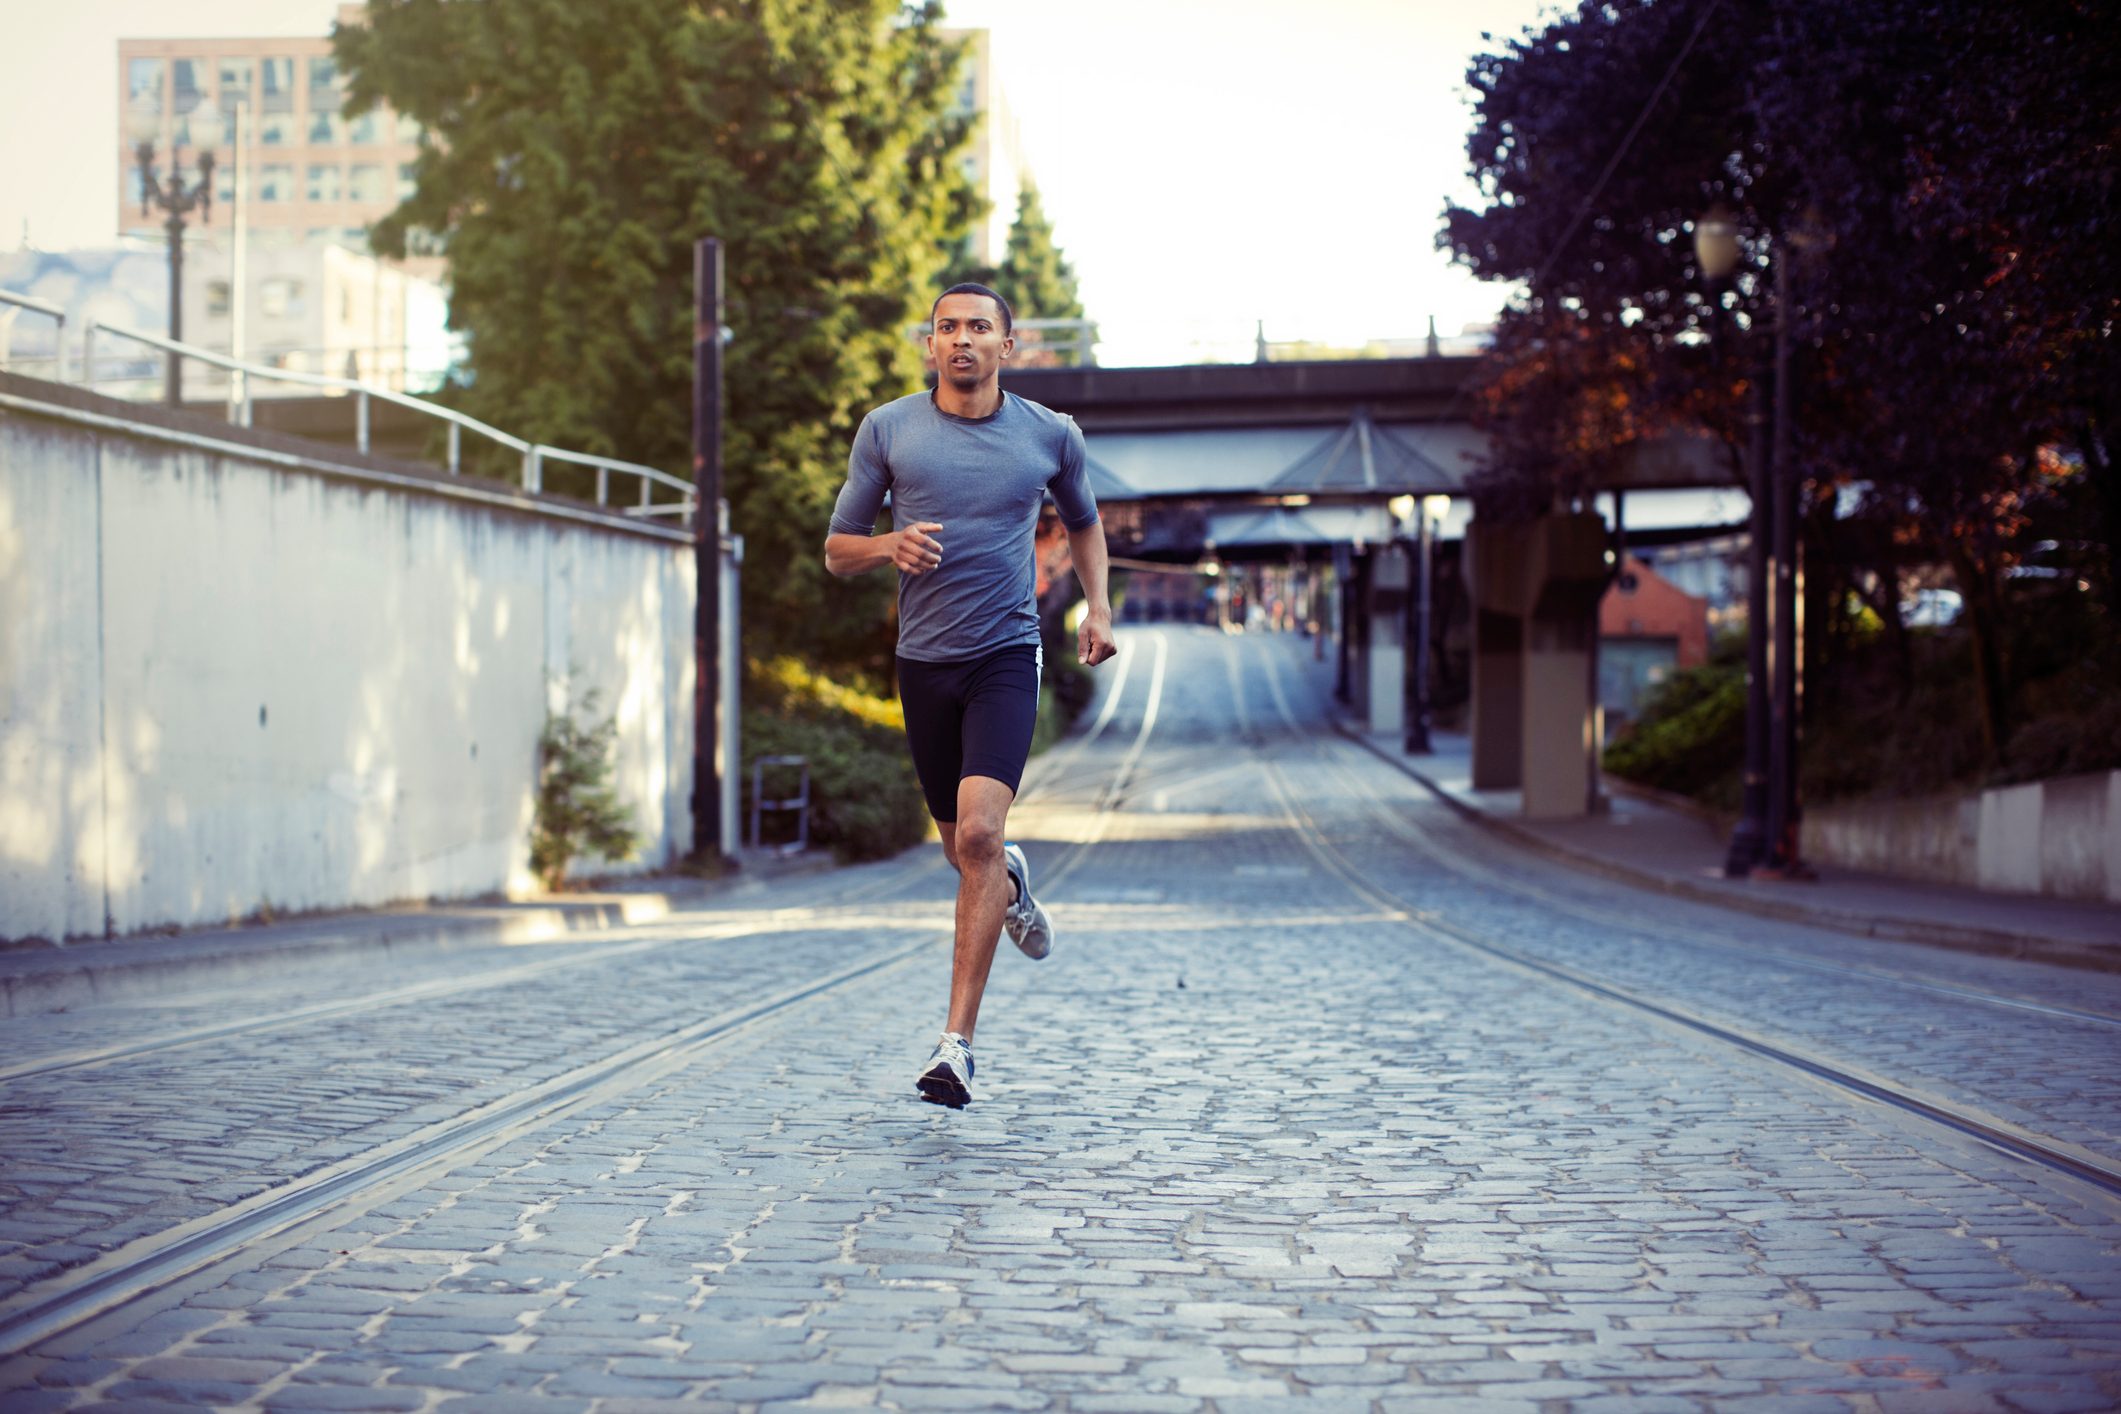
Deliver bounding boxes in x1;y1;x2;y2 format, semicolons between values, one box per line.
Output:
932;281;1013;335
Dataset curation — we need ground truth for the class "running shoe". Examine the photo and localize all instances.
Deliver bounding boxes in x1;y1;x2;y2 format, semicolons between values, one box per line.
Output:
1001;842;1054;960
916;1031;975;1109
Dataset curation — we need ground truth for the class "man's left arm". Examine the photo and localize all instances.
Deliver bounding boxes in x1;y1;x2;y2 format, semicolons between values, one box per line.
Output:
1066;520;1118;666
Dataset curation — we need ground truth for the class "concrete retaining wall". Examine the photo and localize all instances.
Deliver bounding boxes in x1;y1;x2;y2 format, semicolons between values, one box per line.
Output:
1;381;694;942
1802;770;2121;905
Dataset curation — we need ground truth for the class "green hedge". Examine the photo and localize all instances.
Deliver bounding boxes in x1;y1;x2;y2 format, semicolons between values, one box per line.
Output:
741;659;930;861
1602;659;1746;809
739;644;1099;862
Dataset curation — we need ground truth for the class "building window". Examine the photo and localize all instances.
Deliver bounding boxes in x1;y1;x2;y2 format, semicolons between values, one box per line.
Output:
308;56;339;109
206;281;231;317
127;58;164;111
307;164;341;202
173;58;209;114
258;114;299;146
348;164;386;203
261;278;305;319
219;59;254;115
348;111;380;145
397;163;417;200
308;111;342;144
343;227;371;251
260;57;295;113
257;164;294;203
215;164;235;206
395;112;420;143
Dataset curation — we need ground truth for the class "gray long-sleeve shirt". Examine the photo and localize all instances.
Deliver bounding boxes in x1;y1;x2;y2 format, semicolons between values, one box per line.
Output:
830;389;1099;663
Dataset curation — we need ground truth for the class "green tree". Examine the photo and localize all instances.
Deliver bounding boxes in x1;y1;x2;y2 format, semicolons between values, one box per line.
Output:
999;181;1083;366
335;0;979;673
998;181;1082;323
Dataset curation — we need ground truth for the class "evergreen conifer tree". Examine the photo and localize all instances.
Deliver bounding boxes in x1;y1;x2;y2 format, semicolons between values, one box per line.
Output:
998;182;1083;363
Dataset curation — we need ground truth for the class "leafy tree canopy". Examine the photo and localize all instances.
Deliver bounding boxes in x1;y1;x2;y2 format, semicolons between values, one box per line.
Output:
336;0;980;672
1441;0;2119;762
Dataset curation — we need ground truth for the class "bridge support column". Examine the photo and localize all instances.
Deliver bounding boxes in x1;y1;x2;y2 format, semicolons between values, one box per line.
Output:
1364;545;1409;734
1470;607;1522;789
1467;513;1608;818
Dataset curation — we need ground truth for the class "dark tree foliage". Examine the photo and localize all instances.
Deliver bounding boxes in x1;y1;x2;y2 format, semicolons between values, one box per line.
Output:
1442;0;2119;770
335;0;980;672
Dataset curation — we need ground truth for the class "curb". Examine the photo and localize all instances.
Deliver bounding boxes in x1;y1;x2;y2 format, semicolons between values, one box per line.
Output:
3;897;665;1019
1;853;842;1019
1330;723;2118;974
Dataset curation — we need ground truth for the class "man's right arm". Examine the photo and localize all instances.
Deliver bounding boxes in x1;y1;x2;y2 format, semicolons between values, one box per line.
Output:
824;414;945;578
824;523;945;578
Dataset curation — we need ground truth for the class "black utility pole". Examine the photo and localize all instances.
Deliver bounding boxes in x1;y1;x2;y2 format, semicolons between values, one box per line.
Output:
692;237;726;861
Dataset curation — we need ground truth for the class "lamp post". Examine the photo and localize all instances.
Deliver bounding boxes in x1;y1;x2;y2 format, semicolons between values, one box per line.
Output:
1697;205;1773;878
1401;494;1450;754
127;104;224;406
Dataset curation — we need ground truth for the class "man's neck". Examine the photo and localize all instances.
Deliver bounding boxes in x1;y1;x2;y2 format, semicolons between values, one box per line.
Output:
934;378;1003;420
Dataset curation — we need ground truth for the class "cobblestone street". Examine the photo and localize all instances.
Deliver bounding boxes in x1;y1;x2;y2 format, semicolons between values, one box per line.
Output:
3;626;2119;1411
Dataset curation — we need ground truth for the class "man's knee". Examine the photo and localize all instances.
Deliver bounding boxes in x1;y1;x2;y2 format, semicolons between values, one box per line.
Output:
953;815;1005;868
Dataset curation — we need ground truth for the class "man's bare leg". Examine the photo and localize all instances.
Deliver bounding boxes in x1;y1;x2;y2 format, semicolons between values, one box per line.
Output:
932;774;1016;1044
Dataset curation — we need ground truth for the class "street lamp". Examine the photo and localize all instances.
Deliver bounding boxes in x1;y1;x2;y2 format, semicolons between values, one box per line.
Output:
1697;204;1772;876
1398;494;1450;754
128;103;224;406
1697;203;1812;878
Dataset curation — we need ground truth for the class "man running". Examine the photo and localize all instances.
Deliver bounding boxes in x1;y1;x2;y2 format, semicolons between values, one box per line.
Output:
824;281;1116;1110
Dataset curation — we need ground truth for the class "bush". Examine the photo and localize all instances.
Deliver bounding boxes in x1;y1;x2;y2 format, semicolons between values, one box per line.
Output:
530;683;640;891
742;657;930;861
1602;659;1746;809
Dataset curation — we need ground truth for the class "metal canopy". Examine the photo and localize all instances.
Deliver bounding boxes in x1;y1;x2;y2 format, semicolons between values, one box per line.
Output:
1205;502;1396;550
1083;416;1483;503
1262;410;1458;497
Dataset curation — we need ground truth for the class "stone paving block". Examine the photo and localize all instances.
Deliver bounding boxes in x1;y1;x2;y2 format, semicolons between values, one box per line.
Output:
262;1386;432;1412
105;1375;277;1406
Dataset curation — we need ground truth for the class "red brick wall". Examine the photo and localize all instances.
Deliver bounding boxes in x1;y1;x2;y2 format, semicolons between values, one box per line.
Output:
1601;555;1709;667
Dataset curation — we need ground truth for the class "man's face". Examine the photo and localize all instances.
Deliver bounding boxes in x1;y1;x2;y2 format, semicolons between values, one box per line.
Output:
929;293;1013;390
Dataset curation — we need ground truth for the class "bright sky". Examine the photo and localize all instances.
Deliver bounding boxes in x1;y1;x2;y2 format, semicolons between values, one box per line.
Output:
0;0;1562;368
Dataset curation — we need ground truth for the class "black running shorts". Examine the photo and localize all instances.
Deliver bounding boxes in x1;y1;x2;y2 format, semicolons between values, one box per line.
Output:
896;643;1041;822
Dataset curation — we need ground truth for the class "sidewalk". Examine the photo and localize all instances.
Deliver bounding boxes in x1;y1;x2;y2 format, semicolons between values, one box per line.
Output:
1337;722;2121;972
0;851;837;1018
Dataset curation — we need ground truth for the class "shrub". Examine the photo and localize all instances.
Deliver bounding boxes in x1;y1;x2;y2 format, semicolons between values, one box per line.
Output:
529;683;640;891
743;658;930;861
1602;659;1746;809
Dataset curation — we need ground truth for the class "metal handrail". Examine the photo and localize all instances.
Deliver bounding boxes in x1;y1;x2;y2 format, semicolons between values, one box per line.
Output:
0;290;68;382
77;318;692;521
